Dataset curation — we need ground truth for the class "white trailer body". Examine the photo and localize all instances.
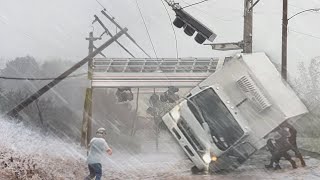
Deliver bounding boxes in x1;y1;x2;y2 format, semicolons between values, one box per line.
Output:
162;52;308;172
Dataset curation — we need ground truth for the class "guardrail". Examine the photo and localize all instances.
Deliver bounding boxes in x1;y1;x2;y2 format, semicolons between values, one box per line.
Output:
91;58;224;88
92;58;219;73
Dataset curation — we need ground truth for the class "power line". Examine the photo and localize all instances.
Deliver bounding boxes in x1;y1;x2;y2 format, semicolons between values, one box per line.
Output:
290;29;320;40
181;0;243;14
179;0;240;22
288;3;307;11
182;0;210;9
95;0;106;9
134;1;171;85
160;0;179;58
100;10;151;58
0;73;87;80
94;0;113;18
135;0;158;58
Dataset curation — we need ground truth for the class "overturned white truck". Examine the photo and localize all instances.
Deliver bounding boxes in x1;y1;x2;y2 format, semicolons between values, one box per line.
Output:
162;52;308;172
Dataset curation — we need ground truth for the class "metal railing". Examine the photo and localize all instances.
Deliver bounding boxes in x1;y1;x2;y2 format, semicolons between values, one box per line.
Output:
92;58;219;73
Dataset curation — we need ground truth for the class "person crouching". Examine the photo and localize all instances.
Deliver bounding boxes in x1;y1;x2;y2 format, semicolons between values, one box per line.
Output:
265;130;297;170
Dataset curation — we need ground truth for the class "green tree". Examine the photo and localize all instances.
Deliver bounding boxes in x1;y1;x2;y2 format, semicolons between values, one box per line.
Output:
0;56;82;141
293;57;320;137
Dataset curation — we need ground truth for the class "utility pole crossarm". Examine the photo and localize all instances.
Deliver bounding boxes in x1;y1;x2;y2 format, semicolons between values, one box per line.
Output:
6;28;128;118
248;0;261;11
85;32;101;55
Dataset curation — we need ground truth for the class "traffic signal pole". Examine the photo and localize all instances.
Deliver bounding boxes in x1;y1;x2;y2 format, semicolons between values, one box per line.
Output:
131;88;140;136
281;0;288;80
205;0;259;52
243;0;253;53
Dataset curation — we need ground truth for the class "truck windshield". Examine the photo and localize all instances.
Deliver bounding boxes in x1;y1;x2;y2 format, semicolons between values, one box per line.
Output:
188;88;244;151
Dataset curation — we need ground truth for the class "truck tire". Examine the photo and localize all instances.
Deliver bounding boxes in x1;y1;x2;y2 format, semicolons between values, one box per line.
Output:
191;166;208;174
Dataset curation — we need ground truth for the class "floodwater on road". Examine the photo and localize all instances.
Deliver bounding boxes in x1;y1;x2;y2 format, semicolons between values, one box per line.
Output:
1;118;320;180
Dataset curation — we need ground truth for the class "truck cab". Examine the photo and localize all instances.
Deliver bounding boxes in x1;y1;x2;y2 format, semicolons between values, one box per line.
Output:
162;52;308;172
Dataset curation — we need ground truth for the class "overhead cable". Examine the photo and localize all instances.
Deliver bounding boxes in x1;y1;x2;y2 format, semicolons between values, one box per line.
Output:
100;10;151;58
135;0;158;58
182;0;210;9
94;0;112;15
0;73;87;80
290;29;320;40
160;0;179;58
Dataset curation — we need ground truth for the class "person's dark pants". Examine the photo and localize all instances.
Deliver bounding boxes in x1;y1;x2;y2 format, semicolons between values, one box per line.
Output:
289;136;306;166
270;151;297;169
85;163;102;180
265;139;296;169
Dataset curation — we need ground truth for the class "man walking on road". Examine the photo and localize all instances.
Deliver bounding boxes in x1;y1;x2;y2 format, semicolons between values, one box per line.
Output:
85;128;112;180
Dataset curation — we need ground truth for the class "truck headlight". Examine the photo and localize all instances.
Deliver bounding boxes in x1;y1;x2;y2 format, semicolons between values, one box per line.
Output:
202;153;211;164
211;156;217;162
170;106;181;121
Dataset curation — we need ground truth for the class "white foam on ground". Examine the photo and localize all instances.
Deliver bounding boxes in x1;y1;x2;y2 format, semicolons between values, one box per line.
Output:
0;117;86;160
0;116;190;179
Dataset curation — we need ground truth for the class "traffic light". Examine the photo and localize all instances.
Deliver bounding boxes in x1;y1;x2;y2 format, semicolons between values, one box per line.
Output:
147;93;160;116
146;107;158;116
172;7;217;44
116;87;133;102
160;86;179;103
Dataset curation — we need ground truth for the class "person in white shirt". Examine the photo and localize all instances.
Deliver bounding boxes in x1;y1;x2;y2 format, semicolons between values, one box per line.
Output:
85;128;112;180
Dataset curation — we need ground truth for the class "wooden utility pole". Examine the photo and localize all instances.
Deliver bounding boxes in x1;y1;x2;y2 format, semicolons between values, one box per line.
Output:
281;0;288;80
85;32;101;78
81;31;104;147
206;0;260;52
82;87;93;147
79;29;128;146
243;0;253;53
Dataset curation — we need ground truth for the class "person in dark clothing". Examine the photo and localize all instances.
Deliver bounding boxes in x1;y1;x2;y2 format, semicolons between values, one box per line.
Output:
280;122;306;167
265;132;297;170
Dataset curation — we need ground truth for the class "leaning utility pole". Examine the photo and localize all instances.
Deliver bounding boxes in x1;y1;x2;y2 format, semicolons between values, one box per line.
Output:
93;15;135;58
6;28;128;119
101;10;151;58
243;0;253;53
281;0;288;80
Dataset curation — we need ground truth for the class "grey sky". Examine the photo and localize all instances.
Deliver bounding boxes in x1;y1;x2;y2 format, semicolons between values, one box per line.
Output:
0;0;319;75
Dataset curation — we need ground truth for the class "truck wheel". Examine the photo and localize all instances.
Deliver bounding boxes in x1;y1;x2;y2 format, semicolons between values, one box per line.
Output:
191;166;201;174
